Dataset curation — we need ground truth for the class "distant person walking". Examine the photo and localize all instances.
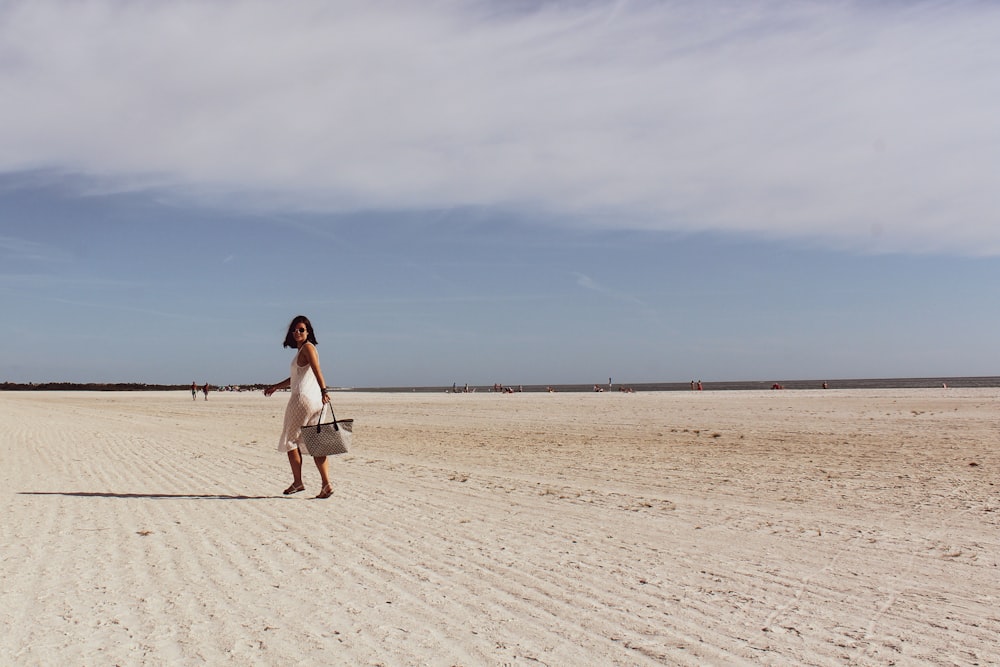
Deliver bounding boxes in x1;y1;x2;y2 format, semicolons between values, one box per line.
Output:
202;383;210;400
191;382;197;400
264;315;334;499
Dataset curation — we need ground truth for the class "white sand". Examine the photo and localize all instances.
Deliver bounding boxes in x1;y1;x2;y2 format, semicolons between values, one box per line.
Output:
1;388;998;666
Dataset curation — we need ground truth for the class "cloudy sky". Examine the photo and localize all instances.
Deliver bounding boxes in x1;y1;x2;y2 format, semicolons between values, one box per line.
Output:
2;0;999;386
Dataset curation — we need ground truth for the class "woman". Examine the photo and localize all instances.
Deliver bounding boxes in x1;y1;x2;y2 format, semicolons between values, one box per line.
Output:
264;315;334;499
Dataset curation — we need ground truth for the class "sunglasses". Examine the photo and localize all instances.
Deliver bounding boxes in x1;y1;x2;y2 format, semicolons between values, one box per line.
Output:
294;327;308;333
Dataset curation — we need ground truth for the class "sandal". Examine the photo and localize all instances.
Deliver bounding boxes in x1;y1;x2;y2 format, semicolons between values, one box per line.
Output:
315;484;333;499
283;483;305;495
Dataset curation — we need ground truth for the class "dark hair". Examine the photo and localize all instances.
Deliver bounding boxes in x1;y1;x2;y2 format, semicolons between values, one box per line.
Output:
283;315;318;348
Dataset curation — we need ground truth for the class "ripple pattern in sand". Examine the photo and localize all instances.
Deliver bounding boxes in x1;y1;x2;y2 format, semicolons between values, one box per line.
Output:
2;390;999;665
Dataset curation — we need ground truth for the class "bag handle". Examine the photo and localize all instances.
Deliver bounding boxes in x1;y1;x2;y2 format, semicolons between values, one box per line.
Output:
316;400;341;432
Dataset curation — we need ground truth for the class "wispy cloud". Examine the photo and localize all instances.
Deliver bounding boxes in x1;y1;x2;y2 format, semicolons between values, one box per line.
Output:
573;271;644;308
2;1;999;254
0;235;69;263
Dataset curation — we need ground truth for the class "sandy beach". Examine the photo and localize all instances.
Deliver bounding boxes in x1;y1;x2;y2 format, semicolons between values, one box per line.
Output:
1;388;997;666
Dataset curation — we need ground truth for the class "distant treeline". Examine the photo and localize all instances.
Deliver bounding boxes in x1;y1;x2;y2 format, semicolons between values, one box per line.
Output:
4;377;999;392
1;382;191;391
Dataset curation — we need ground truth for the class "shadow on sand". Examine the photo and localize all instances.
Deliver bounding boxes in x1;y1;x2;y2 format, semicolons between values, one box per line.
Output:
19;491;276;500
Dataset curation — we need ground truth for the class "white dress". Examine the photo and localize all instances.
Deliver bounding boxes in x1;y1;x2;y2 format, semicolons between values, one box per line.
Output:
277;348;323;453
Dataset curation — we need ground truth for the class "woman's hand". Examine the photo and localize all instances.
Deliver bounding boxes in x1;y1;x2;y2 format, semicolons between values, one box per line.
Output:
321;391;331;404
265;378;291;397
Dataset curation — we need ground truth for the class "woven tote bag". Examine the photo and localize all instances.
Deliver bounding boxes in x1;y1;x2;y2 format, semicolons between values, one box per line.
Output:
300;402;353;456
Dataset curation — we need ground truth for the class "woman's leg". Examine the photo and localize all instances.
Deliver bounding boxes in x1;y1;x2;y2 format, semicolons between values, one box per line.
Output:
314;456;332;498
286;449;304;490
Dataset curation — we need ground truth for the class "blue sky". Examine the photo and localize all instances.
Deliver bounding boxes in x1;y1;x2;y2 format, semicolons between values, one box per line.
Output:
2;1;999;387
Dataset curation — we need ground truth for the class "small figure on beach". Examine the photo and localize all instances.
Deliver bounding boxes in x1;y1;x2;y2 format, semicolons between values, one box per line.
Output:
202;383;210;400
191;381;197;400
697;380;703;391
264;315;335;499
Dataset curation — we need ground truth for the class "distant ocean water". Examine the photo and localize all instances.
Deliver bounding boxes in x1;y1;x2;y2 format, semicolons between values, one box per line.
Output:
351;376;1000;393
